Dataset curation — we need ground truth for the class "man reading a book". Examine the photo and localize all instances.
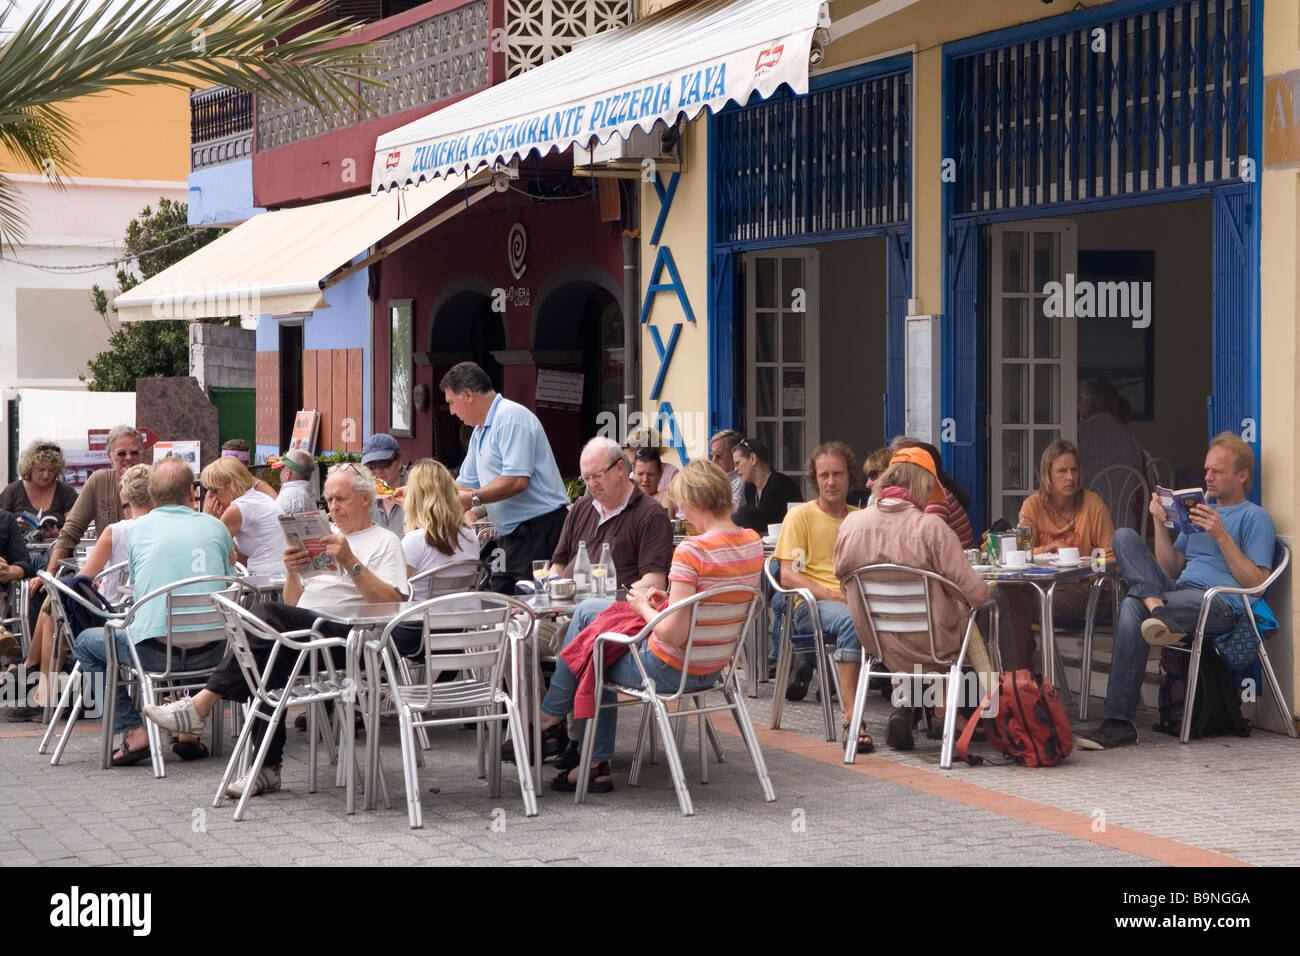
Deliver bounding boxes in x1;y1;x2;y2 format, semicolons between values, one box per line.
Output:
1079;432;1275;750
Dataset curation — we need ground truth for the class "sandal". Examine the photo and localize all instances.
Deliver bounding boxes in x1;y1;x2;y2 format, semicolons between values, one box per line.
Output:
842;722;874;754
551;760;613;793
110;740;152;766
171;737;210;761
503;722;568;763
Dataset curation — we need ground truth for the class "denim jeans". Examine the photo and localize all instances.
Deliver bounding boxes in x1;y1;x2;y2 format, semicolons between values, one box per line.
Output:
768;593;862;663
1104;528;1238;723
74;627;227;735
541;598;718;762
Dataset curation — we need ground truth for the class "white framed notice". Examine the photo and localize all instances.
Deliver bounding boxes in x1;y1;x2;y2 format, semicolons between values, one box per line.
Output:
904;315;941;446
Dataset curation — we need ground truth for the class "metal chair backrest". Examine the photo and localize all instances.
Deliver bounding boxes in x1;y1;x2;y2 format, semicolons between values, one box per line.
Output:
1087;463;1150;536
408;559;489;601
377;593;534;711
840;564;980;667
620;585;764;699
675;585;764;680
118;576;258;678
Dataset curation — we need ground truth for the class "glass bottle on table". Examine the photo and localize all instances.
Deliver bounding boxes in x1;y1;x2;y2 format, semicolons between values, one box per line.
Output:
595;542;615;598
573;540;592;596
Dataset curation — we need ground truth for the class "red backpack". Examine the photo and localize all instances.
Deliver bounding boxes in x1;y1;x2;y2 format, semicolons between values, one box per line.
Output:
957;669;1074;767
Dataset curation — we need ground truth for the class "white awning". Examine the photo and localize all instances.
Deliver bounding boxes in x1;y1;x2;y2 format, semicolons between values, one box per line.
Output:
373;0;872;192
115;171;496;322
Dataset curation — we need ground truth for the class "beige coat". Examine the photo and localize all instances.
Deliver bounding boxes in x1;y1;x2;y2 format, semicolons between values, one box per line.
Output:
833;498;989;673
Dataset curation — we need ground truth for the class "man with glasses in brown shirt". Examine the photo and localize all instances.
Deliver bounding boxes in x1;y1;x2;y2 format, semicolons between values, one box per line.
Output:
33;424;144;595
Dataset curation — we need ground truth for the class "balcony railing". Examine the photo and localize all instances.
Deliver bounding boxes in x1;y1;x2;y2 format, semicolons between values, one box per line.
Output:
254;0;634;153
256;0;492;152
190;86;254;171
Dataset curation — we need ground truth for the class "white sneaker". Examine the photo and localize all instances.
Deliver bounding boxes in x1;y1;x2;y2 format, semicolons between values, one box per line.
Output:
142;697;207;735
226;765;281;799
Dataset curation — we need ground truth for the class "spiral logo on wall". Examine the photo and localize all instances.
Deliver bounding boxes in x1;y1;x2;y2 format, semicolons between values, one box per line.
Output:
507;222;527;279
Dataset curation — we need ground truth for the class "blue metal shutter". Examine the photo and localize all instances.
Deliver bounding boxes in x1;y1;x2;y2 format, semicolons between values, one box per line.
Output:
947;218;985;531
709;247;739;432
885;227;910;441
1210;183;1259;503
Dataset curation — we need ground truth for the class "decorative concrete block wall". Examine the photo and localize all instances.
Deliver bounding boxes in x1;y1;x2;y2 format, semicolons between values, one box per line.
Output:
190;323;255;392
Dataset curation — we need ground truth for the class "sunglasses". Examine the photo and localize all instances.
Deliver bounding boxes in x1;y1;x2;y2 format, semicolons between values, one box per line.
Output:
114;448;143;460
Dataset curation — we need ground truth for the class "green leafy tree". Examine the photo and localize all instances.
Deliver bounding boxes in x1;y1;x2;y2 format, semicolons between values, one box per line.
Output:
84;198;229;391
0;0;378;250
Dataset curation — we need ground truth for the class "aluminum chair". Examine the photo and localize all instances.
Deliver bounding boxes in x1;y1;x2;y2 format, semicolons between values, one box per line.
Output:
53;575;255;775
1080;542;1296;742
40;572;118;757
839;564;999;769
575;585;774;816
209;594;357;820
1087;464;1150;537
364;593;537;826
765;556;839;742
407;558;489;599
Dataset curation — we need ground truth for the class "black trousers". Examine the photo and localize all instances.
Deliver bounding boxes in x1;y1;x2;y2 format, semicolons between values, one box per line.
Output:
205;602;423;768
490;505;568;593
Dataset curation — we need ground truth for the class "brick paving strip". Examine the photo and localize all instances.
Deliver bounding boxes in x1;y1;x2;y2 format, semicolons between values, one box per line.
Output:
706;717;1249;867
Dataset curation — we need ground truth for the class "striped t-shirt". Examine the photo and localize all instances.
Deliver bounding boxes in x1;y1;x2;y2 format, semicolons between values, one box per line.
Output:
650;527;763;674
925;485;975;548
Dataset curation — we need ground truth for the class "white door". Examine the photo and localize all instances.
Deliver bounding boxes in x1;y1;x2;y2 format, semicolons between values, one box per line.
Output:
989;221;1077;525
745;249;819;496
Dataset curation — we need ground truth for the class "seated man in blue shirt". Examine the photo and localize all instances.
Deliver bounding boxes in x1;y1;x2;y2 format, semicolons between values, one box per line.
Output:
74;457;234;765
1079;433;1275;750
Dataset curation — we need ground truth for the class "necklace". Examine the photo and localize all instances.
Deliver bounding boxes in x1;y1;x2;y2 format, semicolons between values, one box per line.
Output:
1042;493;1080;532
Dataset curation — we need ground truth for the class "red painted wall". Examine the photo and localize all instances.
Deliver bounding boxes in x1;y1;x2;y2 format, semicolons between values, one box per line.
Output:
372;179;626;477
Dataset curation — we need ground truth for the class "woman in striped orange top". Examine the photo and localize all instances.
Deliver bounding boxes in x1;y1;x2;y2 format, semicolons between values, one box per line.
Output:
545;460;763;793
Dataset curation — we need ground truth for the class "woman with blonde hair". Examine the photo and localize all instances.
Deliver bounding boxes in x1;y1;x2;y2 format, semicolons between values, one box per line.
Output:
539;459;763;793
401;458;479;602
200;456;286;576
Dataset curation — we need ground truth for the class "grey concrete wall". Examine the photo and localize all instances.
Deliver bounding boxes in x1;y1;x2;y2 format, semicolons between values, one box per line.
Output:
190;323;255;391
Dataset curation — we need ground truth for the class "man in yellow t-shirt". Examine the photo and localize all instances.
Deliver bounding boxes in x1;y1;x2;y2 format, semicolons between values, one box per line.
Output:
770;442;861;707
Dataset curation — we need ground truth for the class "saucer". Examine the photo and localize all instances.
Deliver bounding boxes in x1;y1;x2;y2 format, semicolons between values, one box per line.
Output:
1050;558;1084;567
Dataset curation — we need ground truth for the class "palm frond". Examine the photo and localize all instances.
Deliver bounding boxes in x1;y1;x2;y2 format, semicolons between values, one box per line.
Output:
0;0;382;250
0;0;379;115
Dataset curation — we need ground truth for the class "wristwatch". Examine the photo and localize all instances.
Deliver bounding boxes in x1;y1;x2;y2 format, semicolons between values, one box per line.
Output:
349;562;363;578
471;493;483;509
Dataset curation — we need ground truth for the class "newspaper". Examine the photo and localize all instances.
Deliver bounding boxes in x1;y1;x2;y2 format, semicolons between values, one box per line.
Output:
277;512;339;578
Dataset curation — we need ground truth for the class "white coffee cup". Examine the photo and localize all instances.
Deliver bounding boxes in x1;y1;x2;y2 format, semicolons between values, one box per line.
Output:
767;523;782;540
1058;547;1080;565
1005;550;1028;568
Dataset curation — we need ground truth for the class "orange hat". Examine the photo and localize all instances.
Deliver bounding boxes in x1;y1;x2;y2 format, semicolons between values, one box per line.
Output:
888;447;946;504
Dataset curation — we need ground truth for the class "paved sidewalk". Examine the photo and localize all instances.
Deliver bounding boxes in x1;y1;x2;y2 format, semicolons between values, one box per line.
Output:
0;674;1293;867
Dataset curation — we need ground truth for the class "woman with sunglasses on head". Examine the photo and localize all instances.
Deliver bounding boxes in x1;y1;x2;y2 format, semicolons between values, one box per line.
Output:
32;425;146;596
199;457;288;576
730;437;803;534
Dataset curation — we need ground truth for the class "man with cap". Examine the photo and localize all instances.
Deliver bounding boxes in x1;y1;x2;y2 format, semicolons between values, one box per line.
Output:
833;444;990;751
441;361;571;592
362;433;405;535
272;448;318;516
768;441;862;719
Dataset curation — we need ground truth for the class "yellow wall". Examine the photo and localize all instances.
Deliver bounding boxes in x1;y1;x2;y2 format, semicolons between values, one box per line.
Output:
0;86;190;182
1260;0;1300;716
639;120;710;465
